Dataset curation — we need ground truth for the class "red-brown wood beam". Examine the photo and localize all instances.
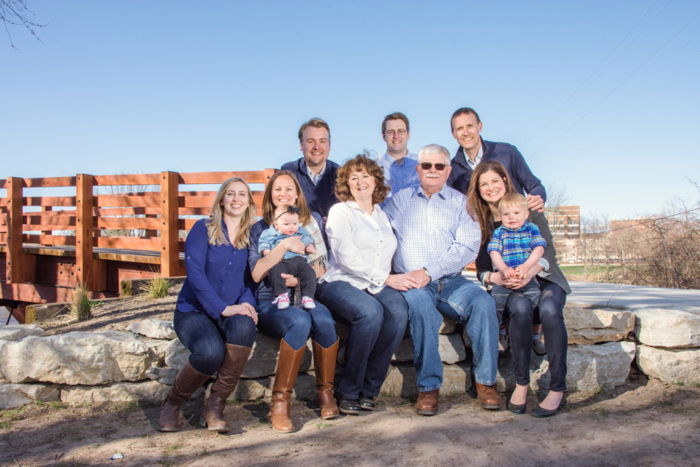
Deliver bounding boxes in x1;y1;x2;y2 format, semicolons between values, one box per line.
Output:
160;171;181;277
75;173;95;288
6;177;34;283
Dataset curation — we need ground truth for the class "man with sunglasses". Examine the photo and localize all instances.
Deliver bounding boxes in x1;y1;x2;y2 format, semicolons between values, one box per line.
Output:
384;144;500;416
448;107;546;212
378;112;419;196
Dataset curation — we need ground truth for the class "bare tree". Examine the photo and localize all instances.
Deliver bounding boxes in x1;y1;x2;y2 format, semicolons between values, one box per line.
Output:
1;0;43;48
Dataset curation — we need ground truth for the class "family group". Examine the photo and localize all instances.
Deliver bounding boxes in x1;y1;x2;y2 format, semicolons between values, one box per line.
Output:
157;107;570;435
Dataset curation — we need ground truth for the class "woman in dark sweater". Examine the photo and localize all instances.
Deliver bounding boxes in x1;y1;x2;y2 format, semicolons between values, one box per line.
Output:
467;161;570;417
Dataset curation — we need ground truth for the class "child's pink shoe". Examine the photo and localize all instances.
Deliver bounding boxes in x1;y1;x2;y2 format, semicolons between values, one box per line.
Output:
274;293;290;310
301;296;316;310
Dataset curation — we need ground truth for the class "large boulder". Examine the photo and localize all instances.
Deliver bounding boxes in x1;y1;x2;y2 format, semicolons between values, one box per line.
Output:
0;324;45;342
565;307;635;344
531;341;636;395
127;319;176;340
636;345;700;385
393;334;467;364
164;335;311;378
0;331;163;385
380;363;471;398
0;383;60;409
634;308;700;348
61;380;170;405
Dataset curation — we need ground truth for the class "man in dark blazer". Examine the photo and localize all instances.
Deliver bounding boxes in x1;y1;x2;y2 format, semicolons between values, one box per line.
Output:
281;118;339;219
447;107;546;212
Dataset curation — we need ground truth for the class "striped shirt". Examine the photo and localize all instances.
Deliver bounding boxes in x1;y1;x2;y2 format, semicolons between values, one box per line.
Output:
383;184;481;280
487;222;546;268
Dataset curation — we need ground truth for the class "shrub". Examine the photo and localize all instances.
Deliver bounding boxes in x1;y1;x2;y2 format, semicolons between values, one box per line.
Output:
71;284;92;321
145;277;170;299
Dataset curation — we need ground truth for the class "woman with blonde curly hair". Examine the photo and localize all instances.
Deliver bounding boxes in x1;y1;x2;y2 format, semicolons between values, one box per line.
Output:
316;154;411;414
159;177;257;433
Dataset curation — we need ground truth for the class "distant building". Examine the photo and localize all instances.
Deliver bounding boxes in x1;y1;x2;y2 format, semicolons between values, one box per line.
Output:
544;205;581;240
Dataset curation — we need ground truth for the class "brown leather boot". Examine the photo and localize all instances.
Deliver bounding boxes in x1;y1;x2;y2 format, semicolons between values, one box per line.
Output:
269;340;306;433
204;343;252;433
415;389;439;416
312;339;340;420
475;383;502;410
158;361;209;432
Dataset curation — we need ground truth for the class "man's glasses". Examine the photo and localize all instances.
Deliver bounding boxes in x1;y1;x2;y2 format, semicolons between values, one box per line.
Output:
385;129;407;136
420;162;447;171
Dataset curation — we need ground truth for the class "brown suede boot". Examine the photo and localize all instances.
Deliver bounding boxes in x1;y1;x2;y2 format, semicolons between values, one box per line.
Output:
269;340;306;433
204;343;252;433
158;361;209;432
312;339;340;420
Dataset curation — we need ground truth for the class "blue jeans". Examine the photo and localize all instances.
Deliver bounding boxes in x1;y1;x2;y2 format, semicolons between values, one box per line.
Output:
174;310;257;375
256;299;337;350
491;279;540;328
402;274;498;392
317;281;408;400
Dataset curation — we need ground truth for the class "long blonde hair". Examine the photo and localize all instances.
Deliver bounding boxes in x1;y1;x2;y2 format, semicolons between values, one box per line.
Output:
207;177;256;248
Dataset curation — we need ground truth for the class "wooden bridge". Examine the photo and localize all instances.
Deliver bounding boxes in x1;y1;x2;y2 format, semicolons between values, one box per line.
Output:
0;169;274;321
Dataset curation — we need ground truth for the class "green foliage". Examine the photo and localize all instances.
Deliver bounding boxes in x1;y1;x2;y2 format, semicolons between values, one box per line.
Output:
120;280;133;297
145;277;170;299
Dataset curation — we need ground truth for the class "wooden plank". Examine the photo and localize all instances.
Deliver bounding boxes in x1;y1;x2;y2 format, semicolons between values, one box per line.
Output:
22;176;76;188
95;217;161;230
23;196;76;207
160;171;182;277
94;236;160;250
23;211;76;224
94;193;160;208
179;170;273;185
6;177;34;283
75;174;95;288
182;192;216;208
178;218;202;230
23;234;77;246
94;251;161;264
94;207;158;216
178;208;210;216
93;173;160;185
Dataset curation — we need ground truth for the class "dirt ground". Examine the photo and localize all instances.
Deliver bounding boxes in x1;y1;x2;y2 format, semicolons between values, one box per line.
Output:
1;377;699;466
4;290;700;466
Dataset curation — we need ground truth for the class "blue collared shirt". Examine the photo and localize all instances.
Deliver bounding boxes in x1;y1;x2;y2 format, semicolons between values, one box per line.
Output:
379;152;420;196
383;184;481;280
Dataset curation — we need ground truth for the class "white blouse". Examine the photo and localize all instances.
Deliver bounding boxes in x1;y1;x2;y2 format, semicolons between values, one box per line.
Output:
321;201;397;294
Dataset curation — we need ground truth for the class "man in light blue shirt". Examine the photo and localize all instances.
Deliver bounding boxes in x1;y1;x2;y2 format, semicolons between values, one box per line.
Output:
378;112;419;196
383;144;500;416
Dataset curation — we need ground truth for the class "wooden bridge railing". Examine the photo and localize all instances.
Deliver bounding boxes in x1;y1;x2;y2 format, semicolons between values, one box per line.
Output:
0;169;275;303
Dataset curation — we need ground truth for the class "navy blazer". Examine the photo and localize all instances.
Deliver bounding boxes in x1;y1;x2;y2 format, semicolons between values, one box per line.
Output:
176;219;256;319
447;139;546;202
280;157;339;219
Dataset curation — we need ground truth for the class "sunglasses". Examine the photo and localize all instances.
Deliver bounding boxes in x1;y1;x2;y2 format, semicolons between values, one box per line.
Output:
275;205;301;221
420;162;447;171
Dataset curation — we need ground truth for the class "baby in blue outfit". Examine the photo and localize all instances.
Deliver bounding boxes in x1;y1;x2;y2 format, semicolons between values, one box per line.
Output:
258;206;317;310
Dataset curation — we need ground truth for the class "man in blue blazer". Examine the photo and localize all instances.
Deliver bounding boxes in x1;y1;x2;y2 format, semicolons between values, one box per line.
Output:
281;118;339;220
447;107;546;212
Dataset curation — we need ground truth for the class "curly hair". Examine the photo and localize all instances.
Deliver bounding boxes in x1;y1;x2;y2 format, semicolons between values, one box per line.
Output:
466;160;516;245
335;154;390;205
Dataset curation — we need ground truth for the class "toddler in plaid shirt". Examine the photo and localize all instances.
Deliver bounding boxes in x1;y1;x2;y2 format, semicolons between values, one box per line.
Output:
487;193;546;334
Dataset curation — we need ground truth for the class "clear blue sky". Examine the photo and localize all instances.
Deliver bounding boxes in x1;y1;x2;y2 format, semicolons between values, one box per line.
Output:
3;0;699;221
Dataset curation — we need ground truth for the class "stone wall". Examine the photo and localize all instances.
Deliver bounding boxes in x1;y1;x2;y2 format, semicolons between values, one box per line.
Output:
1;304;697;409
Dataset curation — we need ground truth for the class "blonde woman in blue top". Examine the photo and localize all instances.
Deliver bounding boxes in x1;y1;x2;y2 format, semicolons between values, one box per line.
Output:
159;177;257;434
